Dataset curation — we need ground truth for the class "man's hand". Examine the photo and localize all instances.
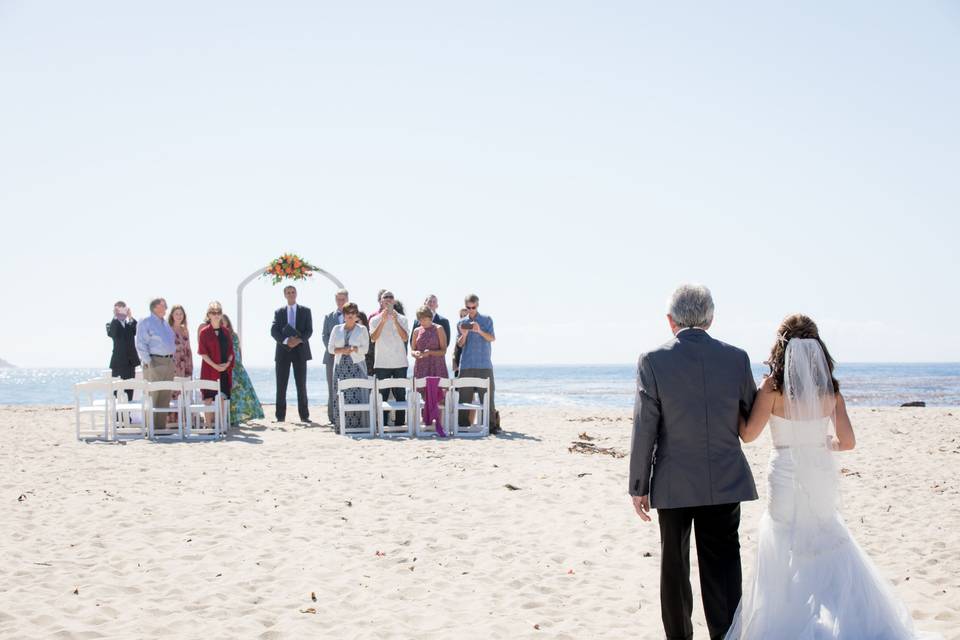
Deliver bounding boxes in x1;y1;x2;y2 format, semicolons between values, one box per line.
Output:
288;337;301;348
632;495;651;522
126;307;133;319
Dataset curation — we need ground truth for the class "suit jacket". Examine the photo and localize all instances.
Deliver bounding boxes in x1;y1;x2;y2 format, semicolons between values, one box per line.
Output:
271;305;313;362
410;313;451;350
321;309;343;366
628;328;758;509
106;318;140;369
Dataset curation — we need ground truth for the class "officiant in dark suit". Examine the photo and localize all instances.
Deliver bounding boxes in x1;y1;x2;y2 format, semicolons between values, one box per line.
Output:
106;300;140;400
271;285;313;422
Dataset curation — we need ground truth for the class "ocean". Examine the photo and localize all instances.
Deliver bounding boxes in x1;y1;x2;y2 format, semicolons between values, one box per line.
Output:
1;363;958;408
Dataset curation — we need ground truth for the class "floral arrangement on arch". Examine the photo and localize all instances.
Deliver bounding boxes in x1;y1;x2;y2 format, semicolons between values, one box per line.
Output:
263;253;320;284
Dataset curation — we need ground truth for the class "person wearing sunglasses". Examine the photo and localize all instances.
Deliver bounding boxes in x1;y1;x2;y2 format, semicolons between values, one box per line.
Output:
456;294;499;433
198;301;234;426
369;290;410;427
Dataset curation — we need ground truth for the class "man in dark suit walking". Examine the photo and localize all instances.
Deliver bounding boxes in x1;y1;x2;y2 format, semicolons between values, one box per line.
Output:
106;300;140;400
629;284;758;640
322;288;349;425
271;285;313;422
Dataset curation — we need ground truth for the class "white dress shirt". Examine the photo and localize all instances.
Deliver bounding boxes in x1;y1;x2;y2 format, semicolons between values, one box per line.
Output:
283;304;298;345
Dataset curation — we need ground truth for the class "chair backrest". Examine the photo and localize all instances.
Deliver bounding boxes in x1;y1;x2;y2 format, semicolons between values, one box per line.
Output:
375;377;413;391
146;381;183;393
414;377;452;392
113;379;149;393
183;379;219;392
338;378;375;392
76;380;113;395
452;377;489;391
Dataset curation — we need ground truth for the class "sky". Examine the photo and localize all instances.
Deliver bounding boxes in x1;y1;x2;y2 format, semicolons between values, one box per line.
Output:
1;1;958;367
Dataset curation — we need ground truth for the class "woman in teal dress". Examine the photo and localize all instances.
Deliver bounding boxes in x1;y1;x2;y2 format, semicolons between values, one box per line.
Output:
221;315;264;425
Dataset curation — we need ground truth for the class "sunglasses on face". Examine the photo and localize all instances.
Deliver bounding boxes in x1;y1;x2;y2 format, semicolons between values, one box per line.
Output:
466;306;477;310
209;311;222;316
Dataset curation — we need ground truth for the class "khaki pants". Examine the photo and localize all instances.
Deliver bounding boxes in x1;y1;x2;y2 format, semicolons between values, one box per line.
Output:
144;356;175;410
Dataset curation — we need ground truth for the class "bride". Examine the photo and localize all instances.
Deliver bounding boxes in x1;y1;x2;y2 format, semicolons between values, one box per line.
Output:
726;314;940;639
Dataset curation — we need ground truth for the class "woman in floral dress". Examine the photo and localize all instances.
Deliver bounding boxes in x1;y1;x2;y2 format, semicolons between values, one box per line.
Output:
167;305;193;417
221;314;264;425
411;306;448;378
328;303;371;433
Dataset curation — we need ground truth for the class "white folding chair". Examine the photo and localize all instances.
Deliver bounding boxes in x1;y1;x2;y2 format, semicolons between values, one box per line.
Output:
145;380;184;440
413;377;452;437
451;377;490;437
336;377;376;437
75;380;114;441
112;379;148;439
375;377;414;438
182;379;223;440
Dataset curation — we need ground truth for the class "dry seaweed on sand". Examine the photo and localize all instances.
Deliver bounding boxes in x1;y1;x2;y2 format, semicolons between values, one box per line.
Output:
568;441;626;458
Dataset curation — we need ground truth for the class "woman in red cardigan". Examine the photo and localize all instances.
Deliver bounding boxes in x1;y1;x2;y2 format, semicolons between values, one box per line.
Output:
197;301;234;426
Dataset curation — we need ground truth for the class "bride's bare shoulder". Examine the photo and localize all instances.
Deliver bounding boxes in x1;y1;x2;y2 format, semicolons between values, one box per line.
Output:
759;376;779;394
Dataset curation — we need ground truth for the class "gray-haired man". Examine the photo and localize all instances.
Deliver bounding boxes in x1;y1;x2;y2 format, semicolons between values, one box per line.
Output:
322;288;349;425
628;284;757;640
135;297;177;413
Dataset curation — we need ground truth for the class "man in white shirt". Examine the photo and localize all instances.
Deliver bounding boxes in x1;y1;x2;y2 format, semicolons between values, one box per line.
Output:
369;291;409;426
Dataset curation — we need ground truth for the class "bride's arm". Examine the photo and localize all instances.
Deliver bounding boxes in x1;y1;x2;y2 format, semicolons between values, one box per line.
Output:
740;376;775;443
832;393;856;451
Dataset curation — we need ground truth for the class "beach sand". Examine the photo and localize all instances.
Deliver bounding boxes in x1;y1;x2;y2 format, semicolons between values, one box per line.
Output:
2;406;958;639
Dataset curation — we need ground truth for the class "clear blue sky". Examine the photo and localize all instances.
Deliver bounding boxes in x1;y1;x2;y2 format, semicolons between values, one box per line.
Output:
1;1;958;367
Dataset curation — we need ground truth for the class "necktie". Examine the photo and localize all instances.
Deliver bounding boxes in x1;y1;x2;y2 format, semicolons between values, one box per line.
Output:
288;306;295;327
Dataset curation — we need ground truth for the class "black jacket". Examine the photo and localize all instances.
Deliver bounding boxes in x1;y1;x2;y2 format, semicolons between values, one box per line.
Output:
106;318;141;369
271;305;313;362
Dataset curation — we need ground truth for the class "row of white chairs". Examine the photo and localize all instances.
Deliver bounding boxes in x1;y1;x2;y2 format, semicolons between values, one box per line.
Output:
336;376;491;438
75;377;227;441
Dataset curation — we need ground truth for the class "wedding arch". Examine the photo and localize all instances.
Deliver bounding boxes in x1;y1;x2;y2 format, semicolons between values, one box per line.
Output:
235;254;345;351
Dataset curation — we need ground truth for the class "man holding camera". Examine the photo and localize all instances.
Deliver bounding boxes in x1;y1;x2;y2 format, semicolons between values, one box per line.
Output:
369;291;410;426
456;293;499;434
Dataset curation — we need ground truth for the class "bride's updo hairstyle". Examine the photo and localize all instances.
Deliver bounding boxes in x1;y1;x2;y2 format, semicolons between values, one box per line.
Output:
767;314;840;393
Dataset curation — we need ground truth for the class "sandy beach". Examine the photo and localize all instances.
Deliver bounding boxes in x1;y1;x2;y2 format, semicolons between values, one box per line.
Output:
2;406;958;639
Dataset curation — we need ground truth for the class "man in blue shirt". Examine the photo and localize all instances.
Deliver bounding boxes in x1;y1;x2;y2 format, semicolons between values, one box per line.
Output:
135;297;177;412
456;293;499;434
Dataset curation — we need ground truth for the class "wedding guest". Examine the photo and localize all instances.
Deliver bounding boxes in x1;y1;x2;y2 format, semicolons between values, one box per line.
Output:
369;289;388;321
167;305;193;407
412;306;448;379
456;294;499;433
357;311;376;372
270;285;313;423
198;301;234;426
410;294;452;354
135;298;176;412
322;289;349;425
106;300;139;400
327;303;371;432
369;291;410;426
221;314;264;426
451;308;468;376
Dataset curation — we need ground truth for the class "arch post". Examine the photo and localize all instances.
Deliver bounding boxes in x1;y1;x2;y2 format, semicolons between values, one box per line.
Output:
236;266;346;353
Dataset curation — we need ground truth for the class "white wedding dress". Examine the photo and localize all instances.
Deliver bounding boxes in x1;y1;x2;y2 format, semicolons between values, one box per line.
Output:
726;340;940;640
